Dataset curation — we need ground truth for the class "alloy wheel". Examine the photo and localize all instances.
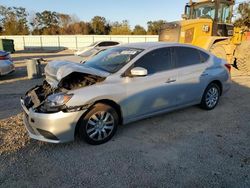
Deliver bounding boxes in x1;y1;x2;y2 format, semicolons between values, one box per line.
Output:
205;87;219;108
86;111;115;141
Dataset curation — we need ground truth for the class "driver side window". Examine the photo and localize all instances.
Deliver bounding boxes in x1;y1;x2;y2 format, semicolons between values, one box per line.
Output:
133;48;173;75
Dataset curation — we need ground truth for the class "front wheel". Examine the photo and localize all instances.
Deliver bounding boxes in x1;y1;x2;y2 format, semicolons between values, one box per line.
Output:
78;103;118;145
200;83;221;110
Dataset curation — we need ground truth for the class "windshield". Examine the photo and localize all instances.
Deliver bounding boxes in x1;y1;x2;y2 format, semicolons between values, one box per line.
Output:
192;3;215;19
84;47;143;73
218;3;232;23
79;48;98;57
189;2;233;23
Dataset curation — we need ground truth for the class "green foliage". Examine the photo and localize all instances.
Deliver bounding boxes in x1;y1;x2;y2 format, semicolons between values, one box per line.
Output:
0;6;29;35
234;2;250;28
110;20;132;35
147;20;167;35
0;5;166;35
66;22;91;35
31;10;61;35
133;25;147;35
91;16;110;34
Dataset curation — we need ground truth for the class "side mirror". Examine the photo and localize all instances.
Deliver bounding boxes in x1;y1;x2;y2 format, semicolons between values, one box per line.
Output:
130;67;148;77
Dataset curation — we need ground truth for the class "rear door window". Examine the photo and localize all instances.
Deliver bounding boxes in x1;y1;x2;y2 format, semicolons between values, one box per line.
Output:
98;42;119;47
97;42;107;47
134;48;173;74
108;42;119;46
199;50;210;62
173;47;202;68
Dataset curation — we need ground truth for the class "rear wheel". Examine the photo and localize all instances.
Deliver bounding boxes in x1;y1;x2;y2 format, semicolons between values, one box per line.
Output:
235;41;250;75
78;103;118;145
200;83;221;110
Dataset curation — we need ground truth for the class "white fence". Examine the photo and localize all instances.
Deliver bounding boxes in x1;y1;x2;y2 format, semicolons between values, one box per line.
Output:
0;35;159;51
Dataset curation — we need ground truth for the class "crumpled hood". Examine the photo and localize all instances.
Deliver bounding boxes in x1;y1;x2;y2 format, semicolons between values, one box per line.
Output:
45;60;110;88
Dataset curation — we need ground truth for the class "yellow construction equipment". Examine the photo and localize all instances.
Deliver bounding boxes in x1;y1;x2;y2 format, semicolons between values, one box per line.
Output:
159;0;250;74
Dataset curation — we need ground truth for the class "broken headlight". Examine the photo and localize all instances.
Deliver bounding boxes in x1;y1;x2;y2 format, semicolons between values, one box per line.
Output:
44;93;73;112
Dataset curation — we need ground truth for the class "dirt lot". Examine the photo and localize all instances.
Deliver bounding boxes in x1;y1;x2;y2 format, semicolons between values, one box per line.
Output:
0;52;250;187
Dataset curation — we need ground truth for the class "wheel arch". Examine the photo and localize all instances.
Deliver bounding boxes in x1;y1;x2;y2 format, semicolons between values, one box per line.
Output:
74;99;123;138
93;99;123;125
209;80;223;95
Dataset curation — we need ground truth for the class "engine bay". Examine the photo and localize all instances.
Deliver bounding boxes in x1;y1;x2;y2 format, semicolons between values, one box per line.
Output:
23;72;105;112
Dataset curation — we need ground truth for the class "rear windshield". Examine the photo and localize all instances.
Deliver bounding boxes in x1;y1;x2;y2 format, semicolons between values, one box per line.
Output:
84;47;143;73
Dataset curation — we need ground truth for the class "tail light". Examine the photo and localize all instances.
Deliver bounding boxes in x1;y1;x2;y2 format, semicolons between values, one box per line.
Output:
224;64;231;73
0;55;9;60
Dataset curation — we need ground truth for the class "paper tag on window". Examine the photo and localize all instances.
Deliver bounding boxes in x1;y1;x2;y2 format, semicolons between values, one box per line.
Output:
120;50;138;55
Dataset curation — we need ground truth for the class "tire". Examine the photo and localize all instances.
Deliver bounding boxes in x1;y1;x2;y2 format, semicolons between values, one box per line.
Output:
200;83;221;110
78;103;119;145
235;41;250;75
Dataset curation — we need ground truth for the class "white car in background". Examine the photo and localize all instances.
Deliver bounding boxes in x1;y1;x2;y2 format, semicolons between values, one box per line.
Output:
0;50;15;76
74;41;120;56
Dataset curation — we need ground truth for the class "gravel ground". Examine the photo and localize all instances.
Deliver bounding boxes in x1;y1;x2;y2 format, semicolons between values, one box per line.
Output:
0;59;250;187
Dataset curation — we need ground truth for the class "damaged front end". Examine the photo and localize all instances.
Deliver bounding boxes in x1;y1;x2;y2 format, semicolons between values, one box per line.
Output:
22;72;105;113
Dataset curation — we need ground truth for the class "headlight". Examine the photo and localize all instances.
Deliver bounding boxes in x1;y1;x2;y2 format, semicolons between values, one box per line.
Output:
43;93;73;112
47;93;73;107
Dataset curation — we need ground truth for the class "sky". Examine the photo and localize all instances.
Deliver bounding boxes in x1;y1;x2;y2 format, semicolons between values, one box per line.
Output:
0;0;246;28
0;0;190;28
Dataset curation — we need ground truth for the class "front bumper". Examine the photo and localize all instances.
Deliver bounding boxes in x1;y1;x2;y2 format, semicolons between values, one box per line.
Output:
21;98;86;143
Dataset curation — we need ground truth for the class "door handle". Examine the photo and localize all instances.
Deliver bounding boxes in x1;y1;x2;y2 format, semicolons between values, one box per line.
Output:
166;78;176;83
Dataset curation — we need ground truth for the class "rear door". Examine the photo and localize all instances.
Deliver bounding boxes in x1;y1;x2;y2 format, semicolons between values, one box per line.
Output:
172;46;210;105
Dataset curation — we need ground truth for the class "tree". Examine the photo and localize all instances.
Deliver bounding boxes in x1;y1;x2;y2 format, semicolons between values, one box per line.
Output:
133;25;146;35
91;16;110;34
0;6;29;35
147;20;167;35
234;2;250;29
58;13;72;34
31;10;60;35
66;21;91;34
110;20;132;35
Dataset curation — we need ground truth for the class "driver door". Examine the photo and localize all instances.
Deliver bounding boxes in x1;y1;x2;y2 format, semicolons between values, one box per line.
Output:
122;48;178;121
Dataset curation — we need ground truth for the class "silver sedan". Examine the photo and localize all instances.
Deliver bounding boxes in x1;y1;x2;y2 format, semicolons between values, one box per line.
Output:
21;42;231;145
0;51;15;76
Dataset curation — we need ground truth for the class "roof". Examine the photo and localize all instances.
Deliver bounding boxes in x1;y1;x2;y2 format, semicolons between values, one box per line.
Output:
119;42;179;50
118;42;210;54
